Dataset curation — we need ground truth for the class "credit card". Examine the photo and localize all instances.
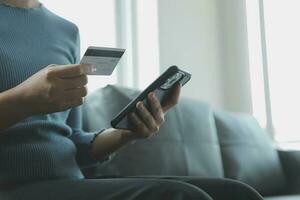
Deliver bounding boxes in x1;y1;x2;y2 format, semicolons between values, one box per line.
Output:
80;46;125;75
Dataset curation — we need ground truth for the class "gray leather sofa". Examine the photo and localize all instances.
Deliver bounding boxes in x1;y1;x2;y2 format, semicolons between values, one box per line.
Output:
82;85;300;200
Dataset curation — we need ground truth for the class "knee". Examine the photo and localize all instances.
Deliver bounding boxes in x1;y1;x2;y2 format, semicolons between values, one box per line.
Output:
146;179;212;200
223;179;263;200
188;178;263;200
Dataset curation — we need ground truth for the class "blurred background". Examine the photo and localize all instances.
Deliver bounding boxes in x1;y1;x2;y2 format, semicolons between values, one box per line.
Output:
42;0;300;148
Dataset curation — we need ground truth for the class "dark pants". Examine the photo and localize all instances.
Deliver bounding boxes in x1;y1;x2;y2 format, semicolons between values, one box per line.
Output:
0;177;263;200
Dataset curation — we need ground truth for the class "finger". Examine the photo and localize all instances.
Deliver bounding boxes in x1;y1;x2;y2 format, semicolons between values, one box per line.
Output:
148;92;165;125
50;64;95;78
128;112;152;138
117;129;138;143
62;98;84;110
54;98;84;112
63;86;88;101
60;75;88;90
162;83;181;113
136;101;159;133
68;98;84;107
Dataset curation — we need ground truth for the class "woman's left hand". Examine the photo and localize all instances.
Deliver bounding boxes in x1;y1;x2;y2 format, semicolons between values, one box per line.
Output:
91;84;181;159
123;83;181;140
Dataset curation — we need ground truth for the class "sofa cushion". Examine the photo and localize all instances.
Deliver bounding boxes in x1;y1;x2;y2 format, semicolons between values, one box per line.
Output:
264;195;300;200
82;85;224;178
278;150;300;194
214;111;287;196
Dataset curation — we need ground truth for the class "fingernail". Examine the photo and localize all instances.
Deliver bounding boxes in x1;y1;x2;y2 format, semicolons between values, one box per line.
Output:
136;101;142;108
161;114;165;122
81;64;95;74
149;92;155;99
90;65;97;72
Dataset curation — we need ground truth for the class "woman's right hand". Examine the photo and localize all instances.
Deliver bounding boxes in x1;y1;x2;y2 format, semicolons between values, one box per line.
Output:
13;64;94;116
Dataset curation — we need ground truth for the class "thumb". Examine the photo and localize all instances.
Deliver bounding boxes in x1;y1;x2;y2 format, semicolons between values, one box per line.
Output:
162;83;181;113
48;64;95;78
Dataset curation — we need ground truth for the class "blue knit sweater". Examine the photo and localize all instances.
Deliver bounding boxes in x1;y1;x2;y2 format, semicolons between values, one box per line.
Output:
0;3;103;183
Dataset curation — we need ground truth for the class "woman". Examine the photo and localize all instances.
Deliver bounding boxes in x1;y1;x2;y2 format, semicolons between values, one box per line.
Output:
0;0;263;199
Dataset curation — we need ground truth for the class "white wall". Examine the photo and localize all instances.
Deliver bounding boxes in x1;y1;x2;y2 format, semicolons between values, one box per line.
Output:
217;0;253;113
157;0;253;113
157;0;224;109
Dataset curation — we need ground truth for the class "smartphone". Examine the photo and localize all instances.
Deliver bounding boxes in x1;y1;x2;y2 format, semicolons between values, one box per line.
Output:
111;66;191;130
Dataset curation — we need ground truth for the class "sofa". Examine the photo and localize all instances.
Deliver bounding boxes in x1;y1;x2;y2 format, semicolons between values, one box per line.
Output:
82;85;300;200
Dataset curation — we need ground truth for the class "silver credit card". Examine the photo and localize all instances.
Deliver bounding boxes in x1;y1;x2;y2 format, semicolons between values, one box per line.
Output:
80;46;125;75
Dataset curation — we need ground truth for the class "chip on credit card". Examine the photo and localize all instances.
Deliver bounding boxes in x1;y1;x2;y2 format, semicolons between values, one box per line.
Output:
80;46;125;75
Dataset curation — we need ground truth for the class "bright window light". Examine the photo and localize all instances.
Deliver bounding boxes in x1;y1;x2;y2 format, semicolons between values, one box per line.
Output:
246;0;267;128
43;0;160;92
114;0;160;90
263;0;300;142
42;0;117;92
247;0;300;143
136;0;160;89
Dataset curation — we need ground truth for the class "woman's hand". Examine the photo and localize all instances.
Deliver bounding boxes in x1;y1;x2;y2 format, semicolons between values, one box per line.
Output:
122;84;181;140
14;64;94;116
91;84;181;159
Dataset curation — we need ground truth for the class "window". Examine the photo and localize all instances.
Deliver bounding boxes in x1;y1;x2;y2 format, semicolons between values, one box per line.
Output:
246;0;267;128
115;0;160;90
42;0;160;92
246;0;300;144
43;0;117;92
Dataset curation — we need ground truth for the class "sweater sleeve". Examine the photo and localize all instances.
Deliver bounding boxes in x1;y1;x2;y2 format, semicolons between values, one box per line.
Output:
66;106;107;169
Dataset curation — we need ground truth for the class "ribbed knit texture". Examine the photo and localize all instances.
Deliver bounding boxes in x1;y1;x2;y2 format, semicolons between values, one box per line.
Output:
0;3;102;183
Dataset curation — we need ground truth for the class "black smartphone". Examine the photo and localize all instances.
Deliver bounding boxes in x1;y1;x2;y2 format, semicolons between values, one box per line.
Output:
111;66;191;130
